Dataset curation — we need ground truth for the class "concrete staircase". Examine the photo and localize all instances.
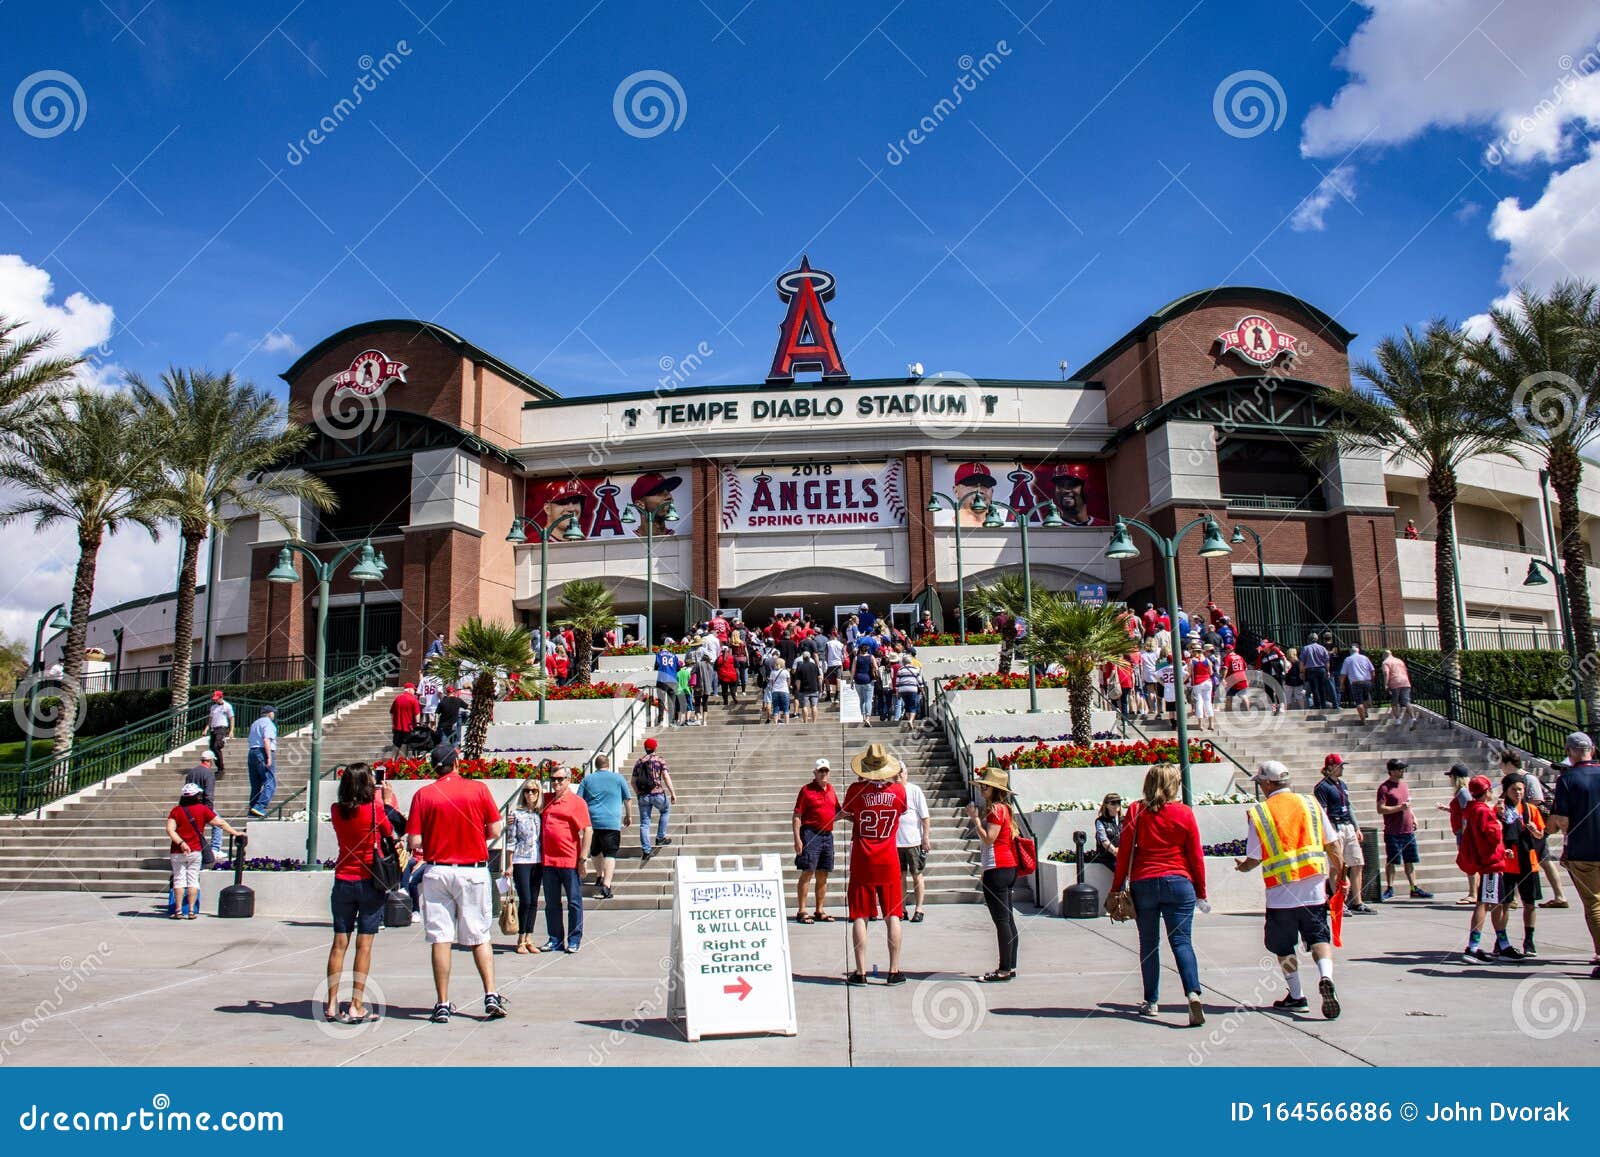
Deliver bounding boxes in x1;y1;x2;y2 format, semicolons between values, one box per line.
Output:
1189;706;1529;893
0;692;397;893
586;695;982;911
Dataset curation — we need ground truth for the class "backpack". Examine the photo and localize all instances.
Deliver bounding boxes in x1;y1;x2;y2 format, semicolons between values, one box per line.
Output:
633;758;658;795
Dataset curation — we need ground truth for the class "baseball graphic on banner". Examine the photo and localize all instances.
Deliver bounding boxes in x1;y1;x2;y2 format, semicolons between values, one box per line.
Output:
720;461;905;533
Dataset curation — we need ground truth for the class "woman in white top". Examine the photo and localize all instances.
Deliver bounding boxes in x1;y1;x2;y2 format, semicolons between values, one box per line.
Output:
503;782;544;953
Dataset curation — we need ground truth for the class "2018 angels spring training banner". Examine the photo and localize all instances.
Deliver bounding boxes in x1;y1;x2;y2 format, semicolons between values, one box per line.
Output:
929;458;1109;527
524;470;694;540
719;461;906;533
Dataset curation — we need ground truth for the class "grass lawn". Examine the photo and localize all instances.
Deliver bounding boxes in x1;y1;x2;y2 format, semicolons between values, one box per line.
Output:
0;739;52;768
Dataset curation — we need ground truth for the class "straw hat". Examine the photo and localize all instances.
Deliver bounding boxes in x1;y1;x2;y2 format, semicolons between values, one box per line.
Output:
849;743;902;781
973;765;1012;795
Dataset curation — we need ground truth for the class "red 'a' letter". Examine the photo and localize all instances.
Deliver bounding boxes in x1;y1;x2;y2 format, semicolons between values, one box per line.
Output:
767;256;849;383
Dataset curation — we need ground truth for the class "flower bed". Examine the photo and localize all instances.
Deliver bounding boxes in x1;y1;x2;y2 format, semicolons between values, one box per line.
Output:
941;672;1074;691
217;857;335;872
976;731;1120;743
993;738;1218;769
367;755;574;781
603;643;691;656
1202;839;1247;858
918;632;1001;647
1031;790;1254;812
506;680;639;701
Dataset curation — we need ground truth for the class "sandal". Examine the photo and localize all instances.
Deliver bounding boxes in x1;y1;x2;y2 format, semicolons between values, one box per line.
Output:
796;912;815;925
324;1005;341;1022
516;942;532;954
813;912;836;922
343;1007;380;1023
1540;899;1570;908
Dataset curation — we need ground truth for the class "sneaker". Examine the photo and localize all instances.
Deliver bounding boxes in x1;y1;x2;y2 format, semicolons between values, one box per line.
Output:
658;837;673;846
1318;977;1340;1020
1187;993;1205;1027
1522;942;1540;958
599;885;614;900
429;1002;454;1023
1382;887;1394;900
566;939;581;954
1136;1000;1159;1017
1493;944;1526;960
484;992;508;1019
640;851;653;864
1271;995;1309;1011
411;911;423;925
1345;902;1371;915
539;940;564;953
1463;947;1492;962
885;971;907;986
1410;887;1434;899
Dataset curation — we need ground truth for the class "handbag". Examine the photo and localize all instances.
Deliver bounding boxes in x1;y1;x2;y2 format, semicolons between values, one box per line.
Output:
1005;807;1037;876
1104;804;1140;923
366;802;401;892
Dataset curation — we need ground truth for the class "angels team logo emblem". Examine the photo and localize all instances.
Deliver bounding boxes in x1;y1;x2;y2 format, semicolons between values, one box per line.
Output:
767;256;850;383
332;349;409;396
1216;316;1298;366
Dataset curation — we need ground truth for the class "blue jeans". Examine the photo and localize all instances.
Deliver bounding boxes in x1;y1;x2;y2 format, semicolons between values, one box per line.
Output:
542;866;583;946
247;749;275;814
1131;874;1201;1002
639;792;670;853
855;683;873;717
1305;668;1335;710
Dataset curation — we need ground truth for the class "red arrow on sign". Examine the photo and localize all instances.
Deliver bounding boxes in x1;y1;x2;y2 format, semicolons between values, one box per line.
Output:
723;976;752;1001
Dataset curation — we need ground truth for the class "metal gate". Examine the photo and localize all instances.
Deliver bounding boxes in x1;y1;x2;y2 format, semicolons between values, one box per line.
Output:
1232;579;1333;641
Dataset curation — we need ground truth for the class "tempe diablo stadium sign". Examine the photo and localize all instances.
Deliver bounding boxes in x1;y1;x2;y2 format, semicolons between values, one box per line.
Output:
720;461;905;533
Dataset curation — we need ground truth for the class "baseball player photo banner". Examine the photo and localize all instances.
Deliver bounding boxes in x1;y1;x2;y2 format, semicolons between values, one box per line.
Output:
524;469;693;541
719;460;907;534
931;458;1110;528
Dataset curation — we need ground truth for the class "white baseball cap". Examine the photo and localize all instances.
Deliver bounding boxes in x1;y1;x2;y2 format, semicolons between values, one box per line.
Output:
814;758;831;770
200;750;216;762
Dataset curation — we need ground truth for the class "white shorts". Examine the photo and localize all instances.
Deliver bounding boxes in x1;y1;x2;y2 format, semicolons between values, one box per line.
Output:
170;851;202;891
1333;822;1364;866
1193;681;1215;718
420;864;493;946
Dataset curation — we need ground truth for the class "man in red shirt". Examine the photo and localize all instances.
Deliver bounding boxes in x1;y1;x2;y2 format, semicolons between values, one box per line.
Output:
539;766;592;953
841;744;909;985
407;743;507;1023
792;758;841;922
1221;646;1249;711
390;682;422;750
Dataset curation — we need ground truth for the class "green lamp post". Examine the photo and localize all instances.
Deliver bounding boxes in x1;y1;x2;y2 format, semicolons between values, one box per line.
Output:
1105;515;1234;804
356;548;388;664
1523;558;1584;728
925;490;982;643
266;539;384;867
507;512;586;724
19;602;72;809
976;494;1064;713
1229;523;1271;644
620;499;680;648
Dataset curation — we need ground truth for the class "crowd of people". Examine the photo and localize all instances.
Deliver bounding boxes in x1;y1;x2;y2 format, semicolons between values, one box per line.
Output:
1100;602;1419;729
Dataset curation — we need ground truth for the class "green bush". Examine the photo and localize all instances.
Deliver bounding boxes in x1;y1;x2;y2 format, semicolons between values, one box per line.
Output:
1389;649;1572;701
1;679;312;745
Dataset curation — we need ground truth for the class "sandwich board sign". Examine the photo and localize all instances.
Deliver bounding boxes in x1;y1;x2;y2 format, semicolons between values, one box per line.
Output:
668;854;797;1042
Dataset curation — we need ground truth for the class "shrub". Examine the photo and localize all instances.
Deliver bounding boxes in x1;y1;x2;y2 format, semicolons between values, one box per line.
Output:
1388;648;1571;701
369;755;574;781
505;680;639;702
993;739;1218;769
941;672;1074;691
917;633;1001;647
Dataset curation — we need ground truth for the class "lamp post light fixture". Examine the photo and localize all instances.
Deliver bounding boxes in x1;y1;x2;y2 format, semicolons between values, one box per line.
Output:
356;548;388;664
1522;557;1584;728
976;494;1064;713
619;500;680;649
1105;514;1233;805
925;490;983;643
507;513;586;724
19;602;72;809
266;538;383;867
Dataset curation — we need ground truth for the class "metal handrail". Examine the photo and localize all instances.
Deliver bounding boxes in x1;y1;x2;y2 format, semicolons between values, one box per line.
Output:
586;696;647;776
1373;655;1574;762
263;667;391;820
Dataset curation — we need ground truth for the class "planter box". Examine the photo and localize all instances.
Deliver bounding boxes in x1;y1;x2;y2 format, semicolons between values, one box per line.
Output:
1025;802;1255;858
1036;856;1265;916
492;698;633;727
265;778;539;858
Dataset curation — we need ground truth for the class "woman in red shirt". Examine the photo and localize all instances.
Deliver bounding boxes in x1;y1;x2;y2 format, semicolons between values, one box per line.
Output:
326;763;401;1023
1111;763;1207;1024
967;765;1020;982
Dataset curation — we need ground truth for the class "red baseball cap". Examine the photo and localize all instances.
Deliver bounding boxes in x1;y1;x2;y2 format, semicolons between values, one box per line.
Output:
211;690;224;700
953;461;996;488
1051;464;1087;484
1323;753;1343;766
630;472;681;504
547;480;589;507
404;682;415;690
643;737;658;752
1468;774;1493;798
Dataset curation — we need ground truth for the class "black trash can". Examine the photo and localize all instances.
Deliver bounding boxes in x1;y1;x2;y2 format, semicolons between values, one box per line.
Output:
1361;826;1383;904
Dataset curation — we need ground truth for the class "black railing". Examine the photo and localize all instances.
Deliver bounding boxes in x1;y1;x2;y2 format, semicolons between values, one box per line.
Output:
1277;621;1565;653
1370;656;1574;763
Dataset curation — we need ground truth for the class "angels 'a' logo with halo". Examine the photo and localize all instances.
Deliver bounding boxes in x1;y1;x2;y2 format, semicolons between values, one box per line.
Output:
1216;316;1298;367
332;349;409;397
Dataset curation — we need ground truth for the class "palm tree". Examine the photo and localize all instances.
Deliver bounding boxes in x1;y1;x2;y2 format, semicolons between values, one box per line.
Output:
0;391;164;754
428;618;540;759
0;316;84;444
128;368;335;718
1316;320;1521;683
1461;281;1600;719
968;573;1045;624
556;578;618;684
1020;591;1133;744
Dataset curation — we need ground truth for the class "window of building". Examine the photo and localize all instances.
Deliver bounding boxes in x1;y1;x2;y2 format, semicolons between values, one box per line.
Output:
1218;437;1326;511
217;515;259;580
311;464;413;543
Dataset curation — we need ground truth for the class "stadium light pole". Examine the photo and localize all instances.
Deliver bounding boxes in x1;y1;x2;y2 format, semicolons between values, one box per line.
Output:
1106;515;1234;805
1523;558;1584;728
507;513;586;724
925;490;980;643
977;496;1064;713
621;500;680;648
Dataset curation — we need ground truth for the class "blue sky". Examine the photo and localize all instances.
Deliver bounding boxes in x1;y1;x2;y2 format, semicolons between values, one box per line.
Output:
3;0;1599;630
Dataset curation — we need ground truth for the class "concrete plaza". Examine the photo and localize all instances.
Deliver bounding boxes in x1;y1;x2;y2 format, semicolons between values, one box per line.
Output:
0;889;1594;1066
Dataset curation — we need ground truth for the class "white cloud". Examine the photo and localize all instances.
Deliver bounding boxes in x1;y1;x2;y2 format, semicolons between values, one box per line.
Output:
260;330;299;354
1301;1;1600;163
1290;165;1356;232
0;253;115;362
1485;142;1600;292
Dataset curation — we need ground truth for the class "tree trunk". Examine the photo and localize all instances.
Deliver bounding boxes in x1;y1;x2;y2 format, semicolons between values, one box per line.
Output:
1068;670;1093;746
53;527;103;760
574;633;593;685
1548;442;1599;725
167;523;206;730
462;670;497;759
1426;470;1462;691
